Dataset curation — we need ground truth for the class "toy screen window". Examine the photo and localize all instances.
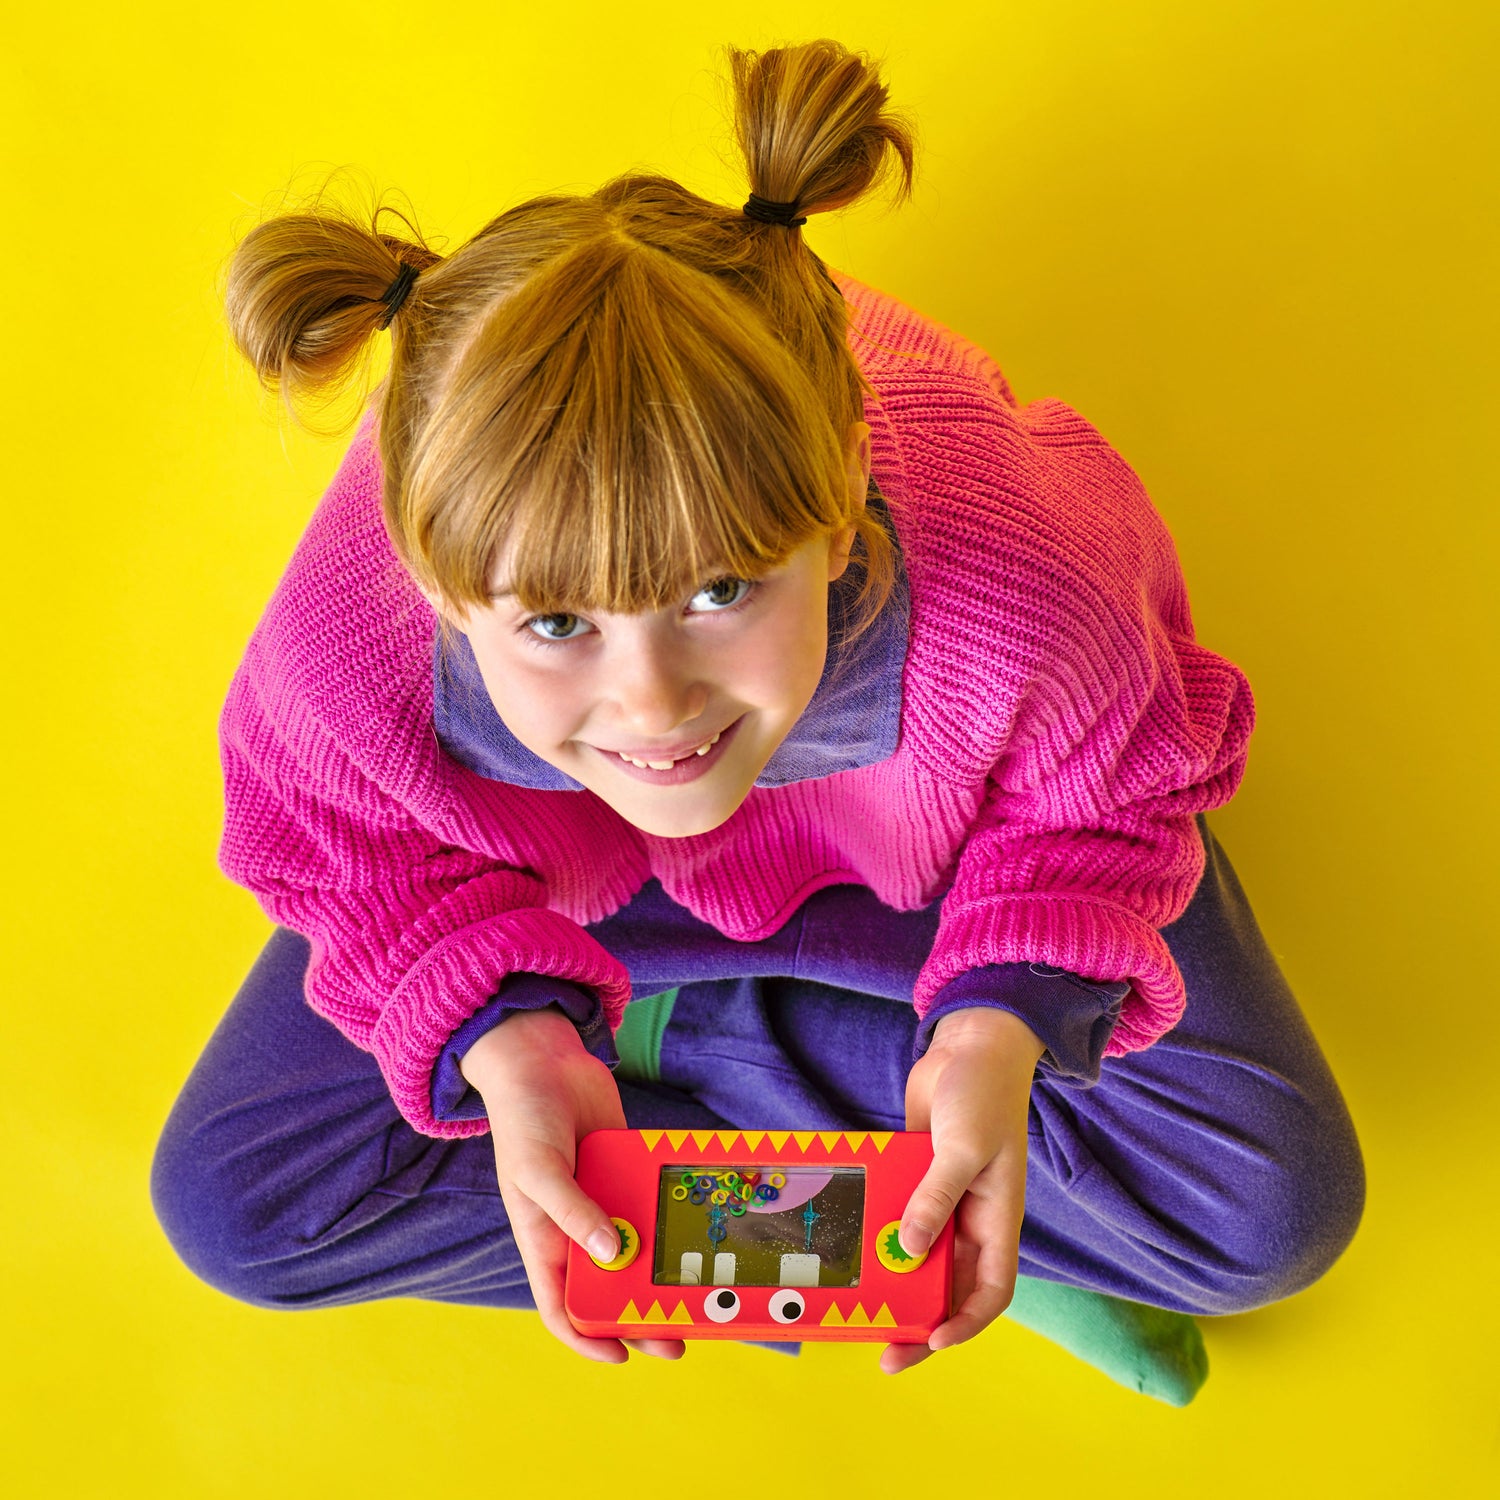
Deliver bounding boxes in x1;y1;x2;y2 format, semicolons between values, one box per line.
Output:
652;1164;864;1289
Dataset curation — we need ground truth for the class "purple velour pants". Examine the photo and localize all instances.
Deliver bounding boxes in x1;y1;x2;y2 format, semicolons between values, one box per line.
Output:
150;815;1365;1317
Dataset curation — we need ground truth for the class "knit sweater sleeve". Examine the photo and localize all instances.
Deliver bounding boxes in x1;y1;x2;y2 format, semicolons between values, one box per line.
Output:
907;397;1256;1055
218;658;634;1139
216;420;633;1140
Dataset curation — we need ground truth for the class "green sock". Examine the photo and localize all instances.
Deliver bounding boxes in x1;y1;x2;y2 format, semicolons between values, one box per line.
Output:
1002;1275;1209;1406
614;989;679;1083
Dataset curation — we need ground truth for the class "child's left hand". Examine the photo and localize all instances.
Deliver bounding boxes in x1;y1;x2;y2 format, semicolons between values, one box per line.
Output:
883;1005;1047;1374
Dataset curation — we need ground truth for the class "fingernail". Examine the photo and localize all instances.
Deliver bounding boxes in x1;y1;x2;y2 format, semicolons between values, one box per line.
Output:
587;1228;618;1261
899;1222;932;1258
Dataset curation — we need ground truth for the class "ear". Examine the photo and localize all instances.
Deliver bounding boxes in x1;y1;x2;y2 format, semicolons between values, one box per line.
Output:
828;421;872;583
846;419;872;508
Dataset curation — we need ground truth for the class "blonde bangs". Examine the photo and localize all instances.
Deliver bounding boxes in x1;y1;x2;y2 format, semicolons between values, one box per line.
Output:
405;236;852;619
224;42;915;648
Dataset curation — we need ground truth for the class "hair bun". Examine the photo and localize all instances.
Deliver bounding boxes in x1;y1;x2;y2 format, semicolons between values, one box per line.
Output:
727;39;916;225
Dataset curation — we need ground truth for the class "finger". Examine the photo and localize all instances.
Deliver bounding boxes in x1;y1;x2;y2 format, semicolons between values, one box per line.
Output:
929;1162;1025;1351
503;1182;628;1364
880;1341;936;1375
898;1145;986;1260
623;1338;687;1360
501;1139;621;1265
946;1210;982;1313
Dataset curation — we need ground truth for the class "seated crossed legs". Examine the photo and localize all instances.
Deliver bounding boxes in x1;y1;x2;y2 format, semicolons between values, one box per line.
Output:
151;815;1364;1381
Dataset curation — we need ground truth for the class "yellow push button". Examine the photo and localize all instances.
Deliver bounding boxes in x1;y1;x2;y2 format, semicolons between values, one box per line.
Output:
589;1217;641;1272
874;1219;928;1274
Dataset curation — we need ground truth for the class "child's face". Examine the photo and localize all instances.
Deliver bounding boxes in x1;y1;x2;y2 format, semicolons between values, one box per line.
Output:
449;423;871;839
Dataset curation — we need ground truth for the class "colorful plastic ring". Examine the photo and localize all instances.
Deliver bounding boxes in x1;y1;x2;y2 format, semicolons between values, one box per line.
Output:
689;1189;707;1205
754;1184;773;1200
696;1176;714;1191
711;1189;729;1205
729;1204;746;1217
671;1185;689;1200
769;1173;786;1188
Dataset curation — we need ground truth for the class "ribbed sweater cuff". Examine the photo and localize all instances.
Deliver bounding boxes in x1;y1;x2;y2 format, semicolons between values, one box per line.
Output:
915;894;1184;1055
371;906;633;1138
915;963;1129;1085
430;972;616;1124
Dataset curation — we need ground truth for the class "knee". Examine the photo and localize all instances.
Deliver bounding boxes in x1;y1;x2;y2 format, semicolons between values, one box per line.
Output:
149;1102;301;1310
1180;1102;1367;1316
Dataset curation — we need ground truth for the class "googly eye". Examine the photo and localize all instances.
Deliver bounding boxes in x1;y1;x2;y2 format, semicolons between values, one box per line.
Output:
768;1289;806;1325
703;1288;741;1323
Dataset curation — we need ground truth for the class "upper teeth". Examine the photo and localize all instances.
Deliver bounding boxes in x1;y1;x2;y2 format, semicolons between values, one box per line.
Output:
619;730;722;770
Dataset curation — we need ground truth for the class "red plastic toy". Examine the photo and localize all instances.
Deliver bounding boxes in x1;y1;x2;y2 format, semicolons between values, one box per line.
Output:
564;1128;954;1343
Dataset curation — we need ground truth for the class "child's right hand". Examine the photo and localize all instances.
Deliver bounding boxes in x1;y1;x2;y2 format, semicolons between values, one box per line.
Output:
458;1006;686;1365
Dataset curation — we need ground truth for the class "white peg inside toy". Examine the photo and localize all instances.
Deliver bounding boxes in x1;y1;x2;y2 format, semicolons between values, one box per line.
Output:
778;1253;821;1287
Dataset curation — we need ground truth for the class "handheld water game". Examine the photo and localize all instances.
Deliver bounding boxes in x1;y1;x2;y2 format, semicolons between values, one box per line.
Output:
564;1128;954;1343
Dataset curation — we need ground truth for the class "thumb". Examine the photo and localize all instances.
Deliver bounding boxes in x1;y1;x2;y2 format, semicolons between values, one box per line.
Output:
510;1143;622;1263
898;1149;978;1260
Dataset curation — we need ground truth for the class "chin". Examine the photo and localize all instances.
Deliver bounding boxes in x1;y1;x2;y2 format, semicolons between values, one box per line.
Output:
625;804;738;839
606;786;748;839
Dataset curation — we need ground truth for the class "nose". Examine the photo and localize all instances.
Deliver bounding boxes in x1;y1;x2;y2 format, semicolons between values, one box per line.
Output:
605;624;710;738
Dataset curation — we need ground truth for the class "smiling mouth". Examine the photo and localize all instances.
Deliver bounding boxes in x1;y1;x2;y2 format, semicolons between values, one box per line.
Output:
614;728;724;770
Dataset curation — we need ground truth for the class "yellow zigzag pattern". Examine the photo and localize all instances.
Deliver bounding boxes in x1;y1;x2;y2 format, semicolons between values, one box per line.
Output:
618;1298;693;1325
820;1302;896;1328
617;1293;895;1331
636;1129;893;1156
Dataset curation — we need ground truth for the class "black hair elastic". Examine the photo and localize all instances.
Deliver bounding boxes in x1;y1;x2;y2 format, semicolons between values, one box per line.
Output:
376;262;421;329
743;193;808;228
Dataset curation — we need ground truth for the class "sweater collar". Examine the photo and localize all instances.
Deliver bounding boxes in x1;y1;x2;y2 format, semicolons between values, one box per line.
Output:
432;479;910;791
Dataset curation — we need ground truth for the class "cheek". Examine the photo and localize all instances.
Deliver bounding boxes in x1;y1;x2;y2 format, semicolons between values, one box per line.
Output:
756;590;828;694
718;631;813;707
467;640;580;738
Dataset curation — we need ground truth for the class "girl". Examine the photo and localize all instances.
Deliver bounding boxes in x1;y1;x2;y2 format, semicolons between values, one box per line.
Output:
152;39;1364;1402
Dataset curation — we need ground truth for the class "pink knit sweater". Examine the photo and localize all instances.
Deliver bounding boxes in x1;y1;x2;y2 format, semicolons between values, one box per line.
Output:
219;271;1255;1138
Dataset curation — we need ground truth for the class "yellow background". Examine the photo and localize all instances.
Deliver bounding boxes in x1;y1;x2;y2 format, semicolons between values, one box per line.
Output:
5;1;1496;1493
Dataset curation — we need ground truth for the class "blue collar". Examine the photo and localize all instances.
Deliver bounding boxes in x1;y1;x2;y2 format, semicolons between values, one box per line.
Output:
432;479;910;791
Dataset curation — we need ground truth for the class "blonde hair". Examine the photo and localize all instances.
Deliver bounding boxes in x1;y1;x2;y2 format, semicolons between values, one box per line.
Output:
223;39;918;646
